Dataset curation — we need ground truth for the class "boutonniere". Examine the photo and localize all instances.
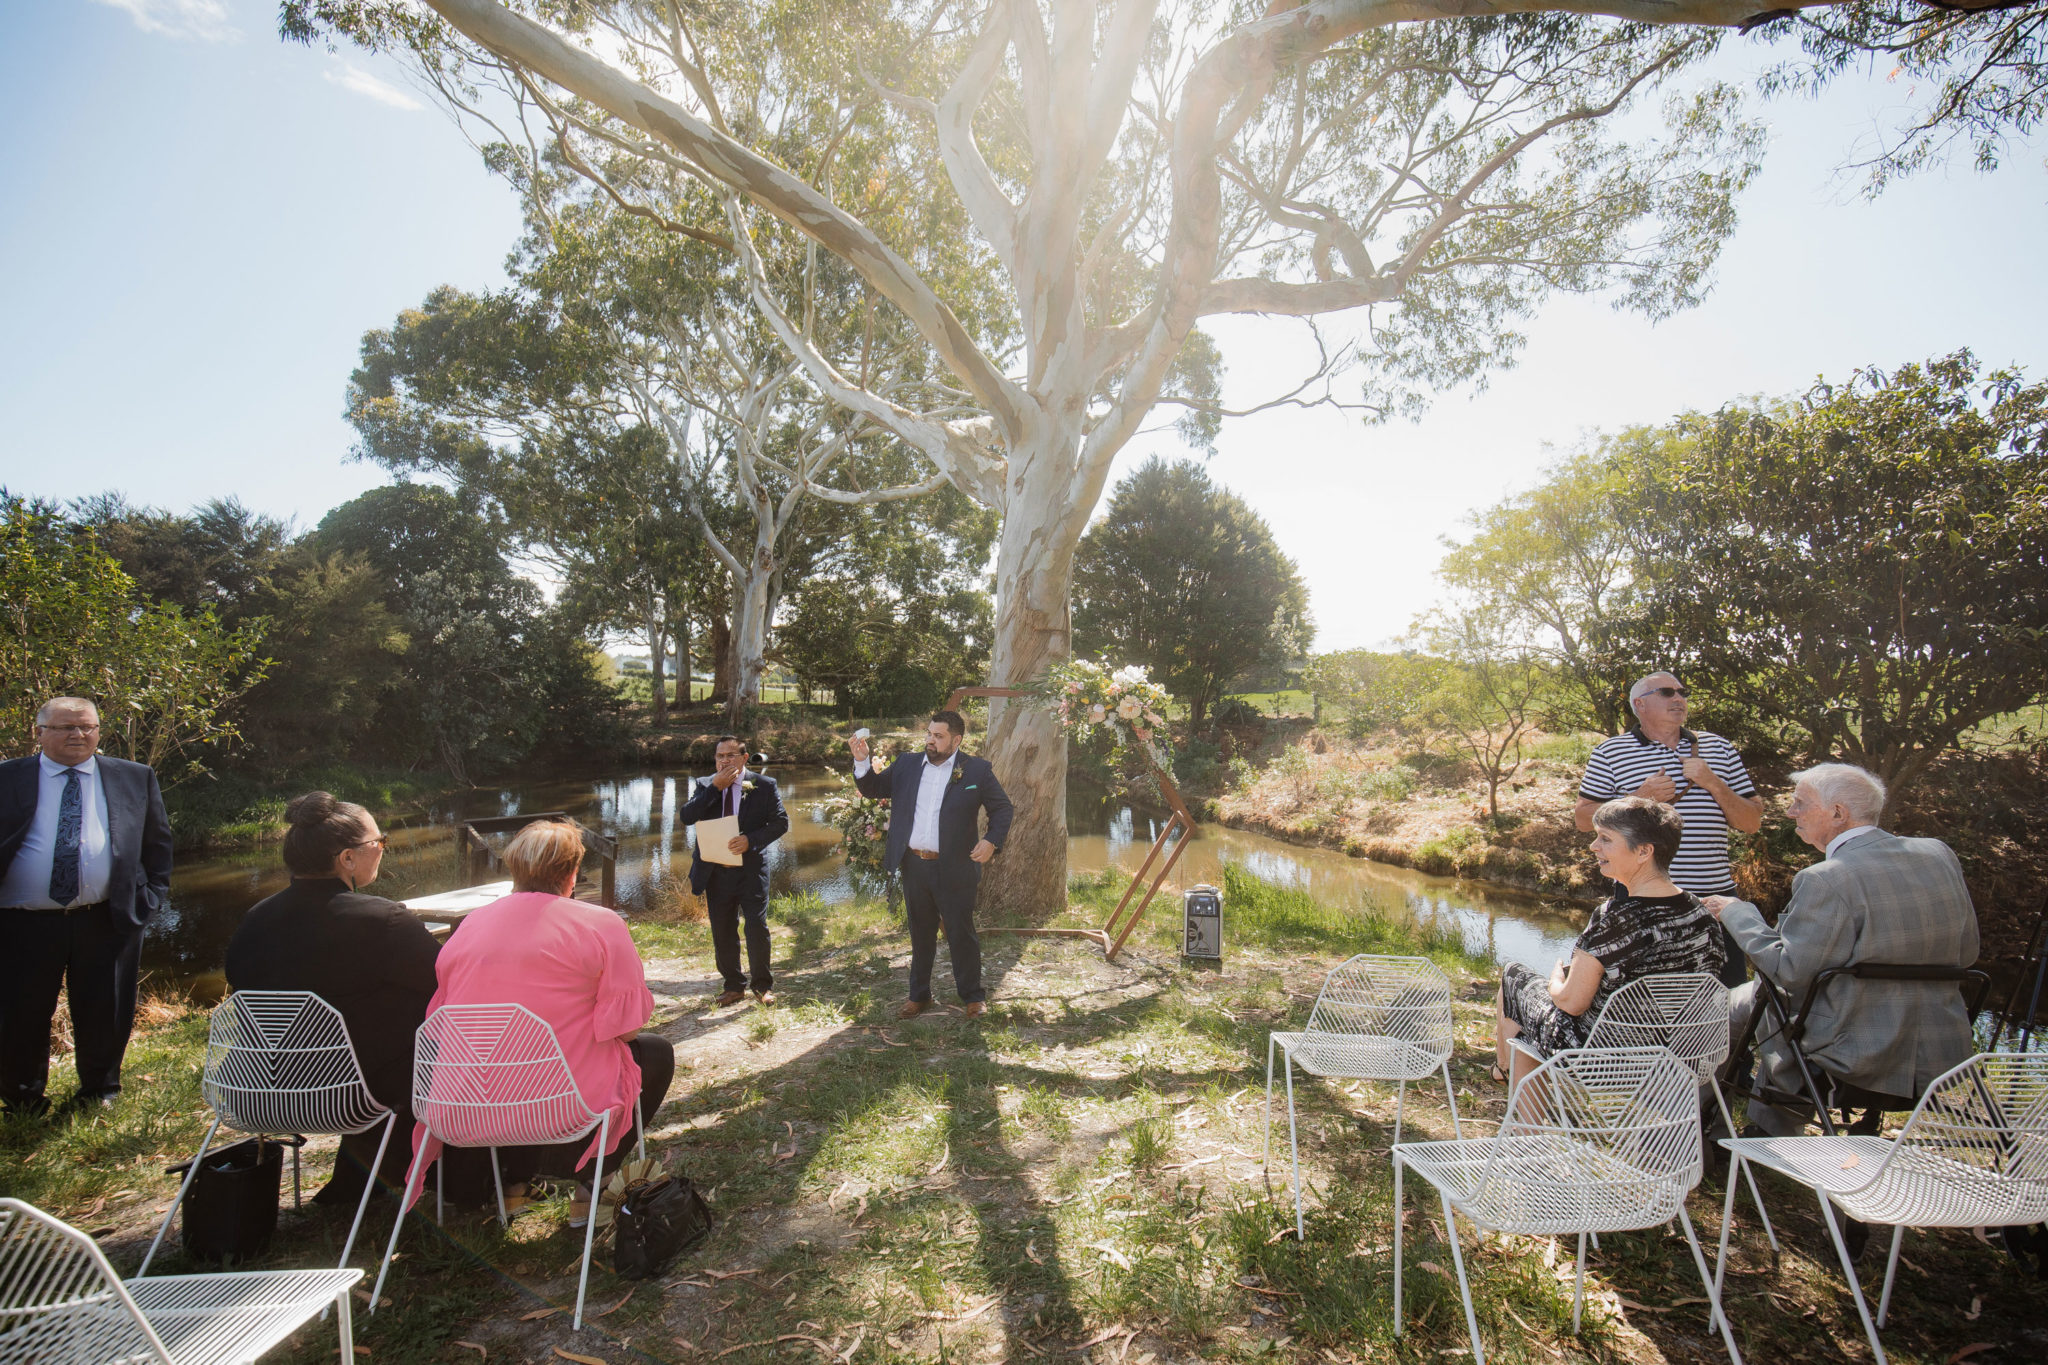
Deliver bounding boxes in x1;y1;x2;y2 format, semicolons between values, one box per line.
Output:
742;781;756;793
950;766;965;784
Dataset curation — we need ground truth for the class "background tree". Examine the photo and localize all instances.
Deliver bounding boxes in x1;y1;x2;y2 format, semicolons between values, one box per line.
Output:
1073;457;1311;726
1615;351;2048;812
1434;451;1641;734
1418;606;1551;821
1301;649;1453;740
296;0;1763;916
1;495;267;775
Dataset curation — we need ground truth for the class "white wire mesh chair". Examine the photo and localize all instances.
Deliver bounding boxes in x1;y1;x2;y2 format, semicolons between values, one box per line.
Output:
1717;1051;2048;1365
139;991;397;1278
370;1004;645;1331
1573;973;1779;1254
0;1197;360;1365
1266;955;1463;1239
1393;1046;1743;1365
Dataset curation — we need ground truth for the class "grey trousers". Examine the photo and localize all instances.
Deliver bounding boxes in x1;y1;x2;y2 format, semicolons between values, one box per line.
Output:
1724;980;1813;1136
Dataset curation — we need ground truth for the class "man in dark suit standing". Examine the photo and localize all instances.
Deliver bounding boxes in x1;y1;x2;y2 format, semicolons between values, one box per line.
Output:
850;710;1013;1019
680;735;790;1006
0;697;173;1115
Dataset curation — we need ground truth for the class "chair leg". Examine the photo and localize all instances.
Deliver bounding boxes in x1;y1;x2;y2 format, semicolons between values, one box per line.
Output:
574;1116;607;1331
635;1096;647;1163
1678;1205;1744;1365
372;1144;433;1314
340;1114;397;1272
1439;1192;1487;1365
1262;1036;1276;1182
436;1152;445;1226
1712;1081;1777;1251
292;1139;302;1210
1571;1232;1587;1335
1393;1079;1406;1149
335;1280;354;1357
140;1115;221;1276
1714;1149;1742;1304
491;1146;508;1228
1393;1156;1406;1337
1816;1193;1888;1365
1284;1050;1305;1241
1442;1060;1463;1141
1876;1223;1906;1327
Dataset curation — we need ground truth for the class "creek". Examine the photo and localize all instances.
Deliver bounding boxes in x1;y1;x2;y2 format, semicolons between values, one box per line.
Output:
146;765;1586;986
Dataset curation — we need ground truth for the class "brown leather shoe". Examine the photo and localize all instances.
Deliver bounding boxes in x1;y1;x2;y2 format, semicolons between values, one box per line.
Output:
754;990;776;1006
962;1001;986;1018
716;990;747;1007
897;999;931;1020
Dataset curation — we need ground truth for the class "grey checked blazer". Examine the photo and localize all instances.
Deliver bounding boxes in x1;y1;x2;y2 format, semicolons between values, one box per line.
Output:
1721;829;1980;1102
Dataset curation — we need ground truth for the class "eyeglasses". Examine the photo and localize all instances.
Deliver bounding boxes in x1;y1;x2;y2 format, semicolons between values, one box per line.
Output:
1641;686;1688;699
351;837;389;852
39;724;99;735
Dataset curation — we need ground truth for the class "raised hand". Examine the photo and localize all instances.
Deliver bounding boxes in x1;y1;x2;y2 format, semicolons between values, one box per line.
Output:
849;733;870;763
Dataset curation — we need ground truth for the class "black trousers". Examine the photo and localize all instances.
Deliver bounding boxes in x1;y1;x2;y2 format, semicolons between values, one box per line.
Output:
498;1033;677;1185
0;903;141;1111
704;865;772;994
901;856;984;1004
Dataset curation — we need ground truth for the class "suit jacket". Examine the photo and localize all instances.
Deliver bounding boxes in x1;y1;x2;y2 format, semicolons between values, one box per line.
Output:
679;771;790;895
224;878;442;1112
1722;829;1980;1102
854;750;1014;877
0;753;174;930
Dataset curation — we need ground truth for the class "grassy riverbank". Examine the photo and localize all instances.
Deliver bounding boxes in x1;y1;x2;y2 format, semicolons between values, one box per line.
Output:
5;868;2040;1365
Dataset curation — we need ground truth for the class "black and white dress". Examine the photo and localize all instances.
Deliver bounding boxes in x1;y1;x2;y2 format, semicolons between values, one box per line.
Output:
1500;891;1725;1058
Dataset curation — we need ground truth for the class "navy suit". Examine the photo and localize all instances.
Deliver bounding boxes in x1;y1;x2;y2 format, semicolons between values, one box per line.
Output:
0;753;173;1109
679;771;790;994
855;750;1013;1004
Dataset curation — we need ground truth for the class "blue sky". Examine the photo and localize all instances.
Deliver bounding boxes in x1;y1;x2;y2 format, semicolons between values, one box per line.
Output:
3;1;2043;650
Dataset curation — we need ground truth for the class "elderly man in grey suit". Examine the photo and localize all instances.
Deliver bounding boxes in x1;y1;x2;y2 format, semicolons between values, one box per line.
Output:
1703;762;1979;1138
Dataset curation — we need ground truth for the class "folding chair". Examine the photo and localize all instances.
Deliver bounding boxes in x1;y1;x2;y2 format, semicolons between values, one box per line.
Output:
1726;962;1992;1139
140;991;397;1277
1393;1047;1742;1365
1986;898;2047;1053
1718;1052;2048;1365
369;1005;644;1331
1265;954;1462;1239
0;1197;359;1364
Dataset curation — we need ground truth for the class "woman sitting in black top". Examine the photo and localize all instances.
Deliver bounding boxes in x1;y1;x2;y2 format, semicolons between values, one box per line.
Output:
224;792;440;1204
1493;796;1724;1086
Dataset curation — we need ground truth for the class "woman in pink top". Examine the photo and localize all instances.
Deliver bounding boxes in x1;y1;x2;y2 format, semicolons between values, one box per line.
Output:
420;819;674;1220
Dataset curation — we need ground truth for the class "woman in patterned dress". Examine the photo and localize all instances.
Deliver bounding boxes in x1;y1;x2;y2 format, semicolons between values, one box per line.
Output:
1492;796;1724;1085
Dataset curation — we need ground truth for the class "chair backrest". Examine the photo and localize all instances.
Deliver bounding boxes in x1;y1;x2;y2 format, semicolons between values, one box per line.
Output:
0;1199;171;1365
1484;1047;1701;1221
1874;1052;2048;1214
413;1004;602;1149
1585;973;1730;1079
1304;955;1455;1057
203;991;390;1137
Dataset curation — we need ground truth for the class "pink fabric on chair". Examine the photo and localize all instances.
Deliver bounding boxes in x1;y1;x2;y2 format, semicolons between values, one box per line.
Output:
408;892;655;1186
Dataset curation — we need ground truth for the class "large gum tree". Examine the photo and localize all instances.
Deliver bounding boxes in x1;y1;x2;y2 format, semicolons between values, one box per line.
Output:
290;0;1779;917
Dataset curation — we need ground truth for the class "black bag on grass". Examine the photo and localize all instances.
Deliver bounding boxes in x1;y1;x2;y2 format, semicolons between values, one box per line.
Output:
168;1137;286;1262
612;1174;713;1279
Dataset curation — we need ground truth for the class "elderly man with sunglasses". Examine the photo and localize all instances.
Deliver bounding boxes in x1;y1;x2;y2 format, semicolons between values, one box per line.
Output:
0;697;173;1116
1575;672;1761;988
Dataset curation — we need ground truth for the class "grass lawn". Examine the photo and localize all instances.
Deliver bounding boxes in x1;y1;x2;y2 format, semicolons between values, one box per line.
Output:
3;871;2041;1365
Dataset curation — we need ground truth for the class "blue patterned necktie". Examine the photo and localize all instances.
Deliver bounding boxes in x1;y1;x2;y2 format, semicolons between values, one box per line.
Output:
48;768;82;906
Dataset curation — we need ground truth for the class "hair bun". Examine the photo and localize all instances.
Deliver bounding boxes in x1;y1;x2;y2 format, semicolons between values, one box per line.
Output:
284;791;338;827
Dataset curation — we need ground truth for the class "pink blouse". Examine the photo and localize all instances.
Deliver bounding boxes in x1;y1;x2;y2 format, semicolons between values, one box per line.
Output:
409;892;654;1190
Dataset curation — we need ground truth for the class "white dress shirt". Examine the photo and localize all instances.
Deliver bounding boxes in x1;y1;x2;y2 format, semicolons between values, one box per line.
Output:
1825;824;1880;859
854;751;955;852
0;755;113;909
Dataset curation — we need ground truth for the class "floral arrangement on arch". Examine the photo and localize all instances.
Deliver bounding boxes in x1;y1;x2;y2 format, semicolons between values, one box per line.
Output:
815;776;890;882
1033;658;1175;775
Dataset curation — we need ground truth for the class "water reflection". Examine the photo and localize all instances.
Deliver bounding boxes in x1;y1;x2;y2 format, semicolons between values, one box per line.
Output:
147;766;1585;983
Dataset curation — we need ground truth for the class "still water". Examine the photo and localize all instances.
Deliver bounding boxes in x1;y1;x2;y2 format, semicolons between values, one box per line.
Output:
146;766;1586;984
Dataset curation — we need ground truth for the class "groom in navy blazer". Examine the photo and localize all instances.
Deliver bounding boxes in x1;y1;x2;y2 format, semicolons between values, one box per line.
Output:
680;736;790;1006
851;710;1013;1018
0;697;173;1115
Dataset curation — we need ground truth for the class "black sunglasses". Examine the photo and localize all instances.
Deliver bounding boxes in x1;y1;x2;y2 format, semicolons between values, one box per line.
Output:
1642;686;1688;699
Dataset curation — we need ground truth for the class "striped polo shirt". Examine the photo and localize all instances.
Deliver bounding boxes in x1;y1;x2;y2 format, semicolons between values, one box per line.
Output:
1578;728;1757;893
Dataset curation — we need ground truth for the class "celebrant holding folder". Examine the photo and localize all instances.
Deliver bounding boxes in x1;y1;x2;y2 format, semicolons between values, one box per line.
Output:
680;736;790;1006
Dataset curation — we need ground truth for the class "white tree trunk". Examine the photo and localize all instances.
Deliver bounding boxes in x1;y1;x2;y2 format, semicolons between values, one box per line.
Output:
977;431;1087;920
725;521;777;724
